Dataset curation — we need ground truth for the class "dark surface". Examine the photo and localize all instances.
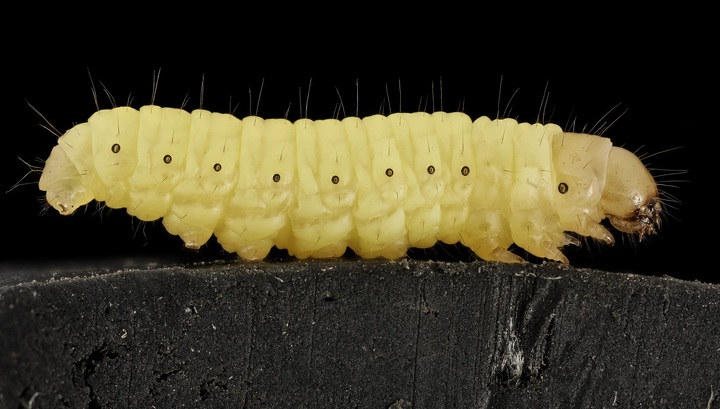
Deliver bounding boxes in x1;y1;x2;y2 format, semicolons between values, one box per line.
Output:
1;260;718;408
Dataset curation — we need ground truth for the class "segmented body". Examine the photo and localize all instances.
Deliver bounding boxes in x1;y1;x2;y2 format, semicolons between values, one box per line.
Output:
39;105;662;263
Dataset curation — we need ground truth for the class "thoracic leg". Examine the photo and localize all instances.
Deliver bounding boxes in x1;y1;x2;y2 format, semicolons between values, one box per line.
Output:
510;211;569;264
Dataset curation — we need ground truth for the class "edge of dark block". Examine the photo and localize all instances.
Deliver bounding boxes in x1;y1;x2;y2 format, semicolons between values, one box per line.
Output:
1;260;718;408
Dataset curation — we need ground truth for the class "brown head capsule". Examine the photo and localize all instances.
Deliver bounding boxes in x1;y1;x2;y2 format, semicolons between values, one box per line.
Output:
601;147;662;241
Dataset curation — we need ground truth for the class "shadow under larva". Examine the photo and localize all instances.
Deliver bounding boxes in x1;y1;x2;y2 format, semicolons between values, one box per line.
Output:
36;84;663;265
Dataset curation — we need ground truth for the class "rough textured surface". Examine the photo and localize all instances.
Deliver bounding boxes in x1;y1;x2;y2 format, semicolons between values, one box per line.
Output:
1;260;718;408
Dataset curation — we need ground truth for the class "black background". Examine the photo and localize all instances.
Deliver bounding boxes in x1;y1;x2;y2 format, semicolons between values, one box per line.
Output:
1;13;712;283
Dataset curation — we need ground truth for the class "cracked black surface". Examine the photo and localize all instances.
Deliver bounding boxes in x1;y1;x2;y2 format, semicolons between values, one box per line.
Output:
1;260;718;408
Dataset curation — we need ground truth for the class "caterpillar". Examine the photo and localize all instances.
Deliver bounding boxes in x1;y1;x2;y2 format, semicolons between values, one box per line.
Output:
38;103;661;264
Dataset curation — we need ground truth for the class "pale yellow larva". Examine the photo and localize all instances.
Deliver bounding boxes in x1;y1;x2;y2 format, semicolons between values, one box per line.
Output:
39;105;661;264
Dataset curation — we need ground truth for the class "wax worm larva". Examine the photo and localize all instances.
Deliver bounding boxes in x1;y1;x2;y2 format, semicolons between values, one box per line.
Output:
38;103;662;263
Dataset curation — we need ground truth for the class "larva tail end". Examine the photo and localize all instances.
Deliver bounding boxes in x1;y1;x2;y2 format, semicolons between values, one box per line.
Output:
602;147;662;240
39;146;94;216
43;181;94;215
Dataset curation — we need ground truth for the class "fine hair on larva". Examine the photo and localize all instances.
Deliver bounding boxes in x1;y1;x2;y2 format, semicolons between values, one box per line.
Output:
33;72;669;264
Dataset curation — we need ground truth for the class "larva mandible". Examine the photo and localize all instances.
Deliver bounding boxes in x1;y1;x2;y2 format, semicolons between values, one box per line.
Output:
38;98;662;264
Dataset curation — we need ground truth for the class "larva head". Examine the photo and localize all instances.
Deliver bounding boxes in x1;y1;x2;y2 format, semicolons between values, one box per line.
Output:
39;146;94;215
601;147;661;240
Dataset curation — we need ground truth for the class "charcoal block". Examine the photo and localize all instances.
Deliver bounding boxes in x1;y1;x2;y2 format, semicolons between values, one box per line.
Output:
1;260;718;408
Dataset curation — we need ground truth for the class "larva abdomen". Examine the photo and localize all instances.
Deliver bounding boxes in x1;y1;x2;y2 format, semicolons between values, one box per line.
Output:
39;105;662;263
